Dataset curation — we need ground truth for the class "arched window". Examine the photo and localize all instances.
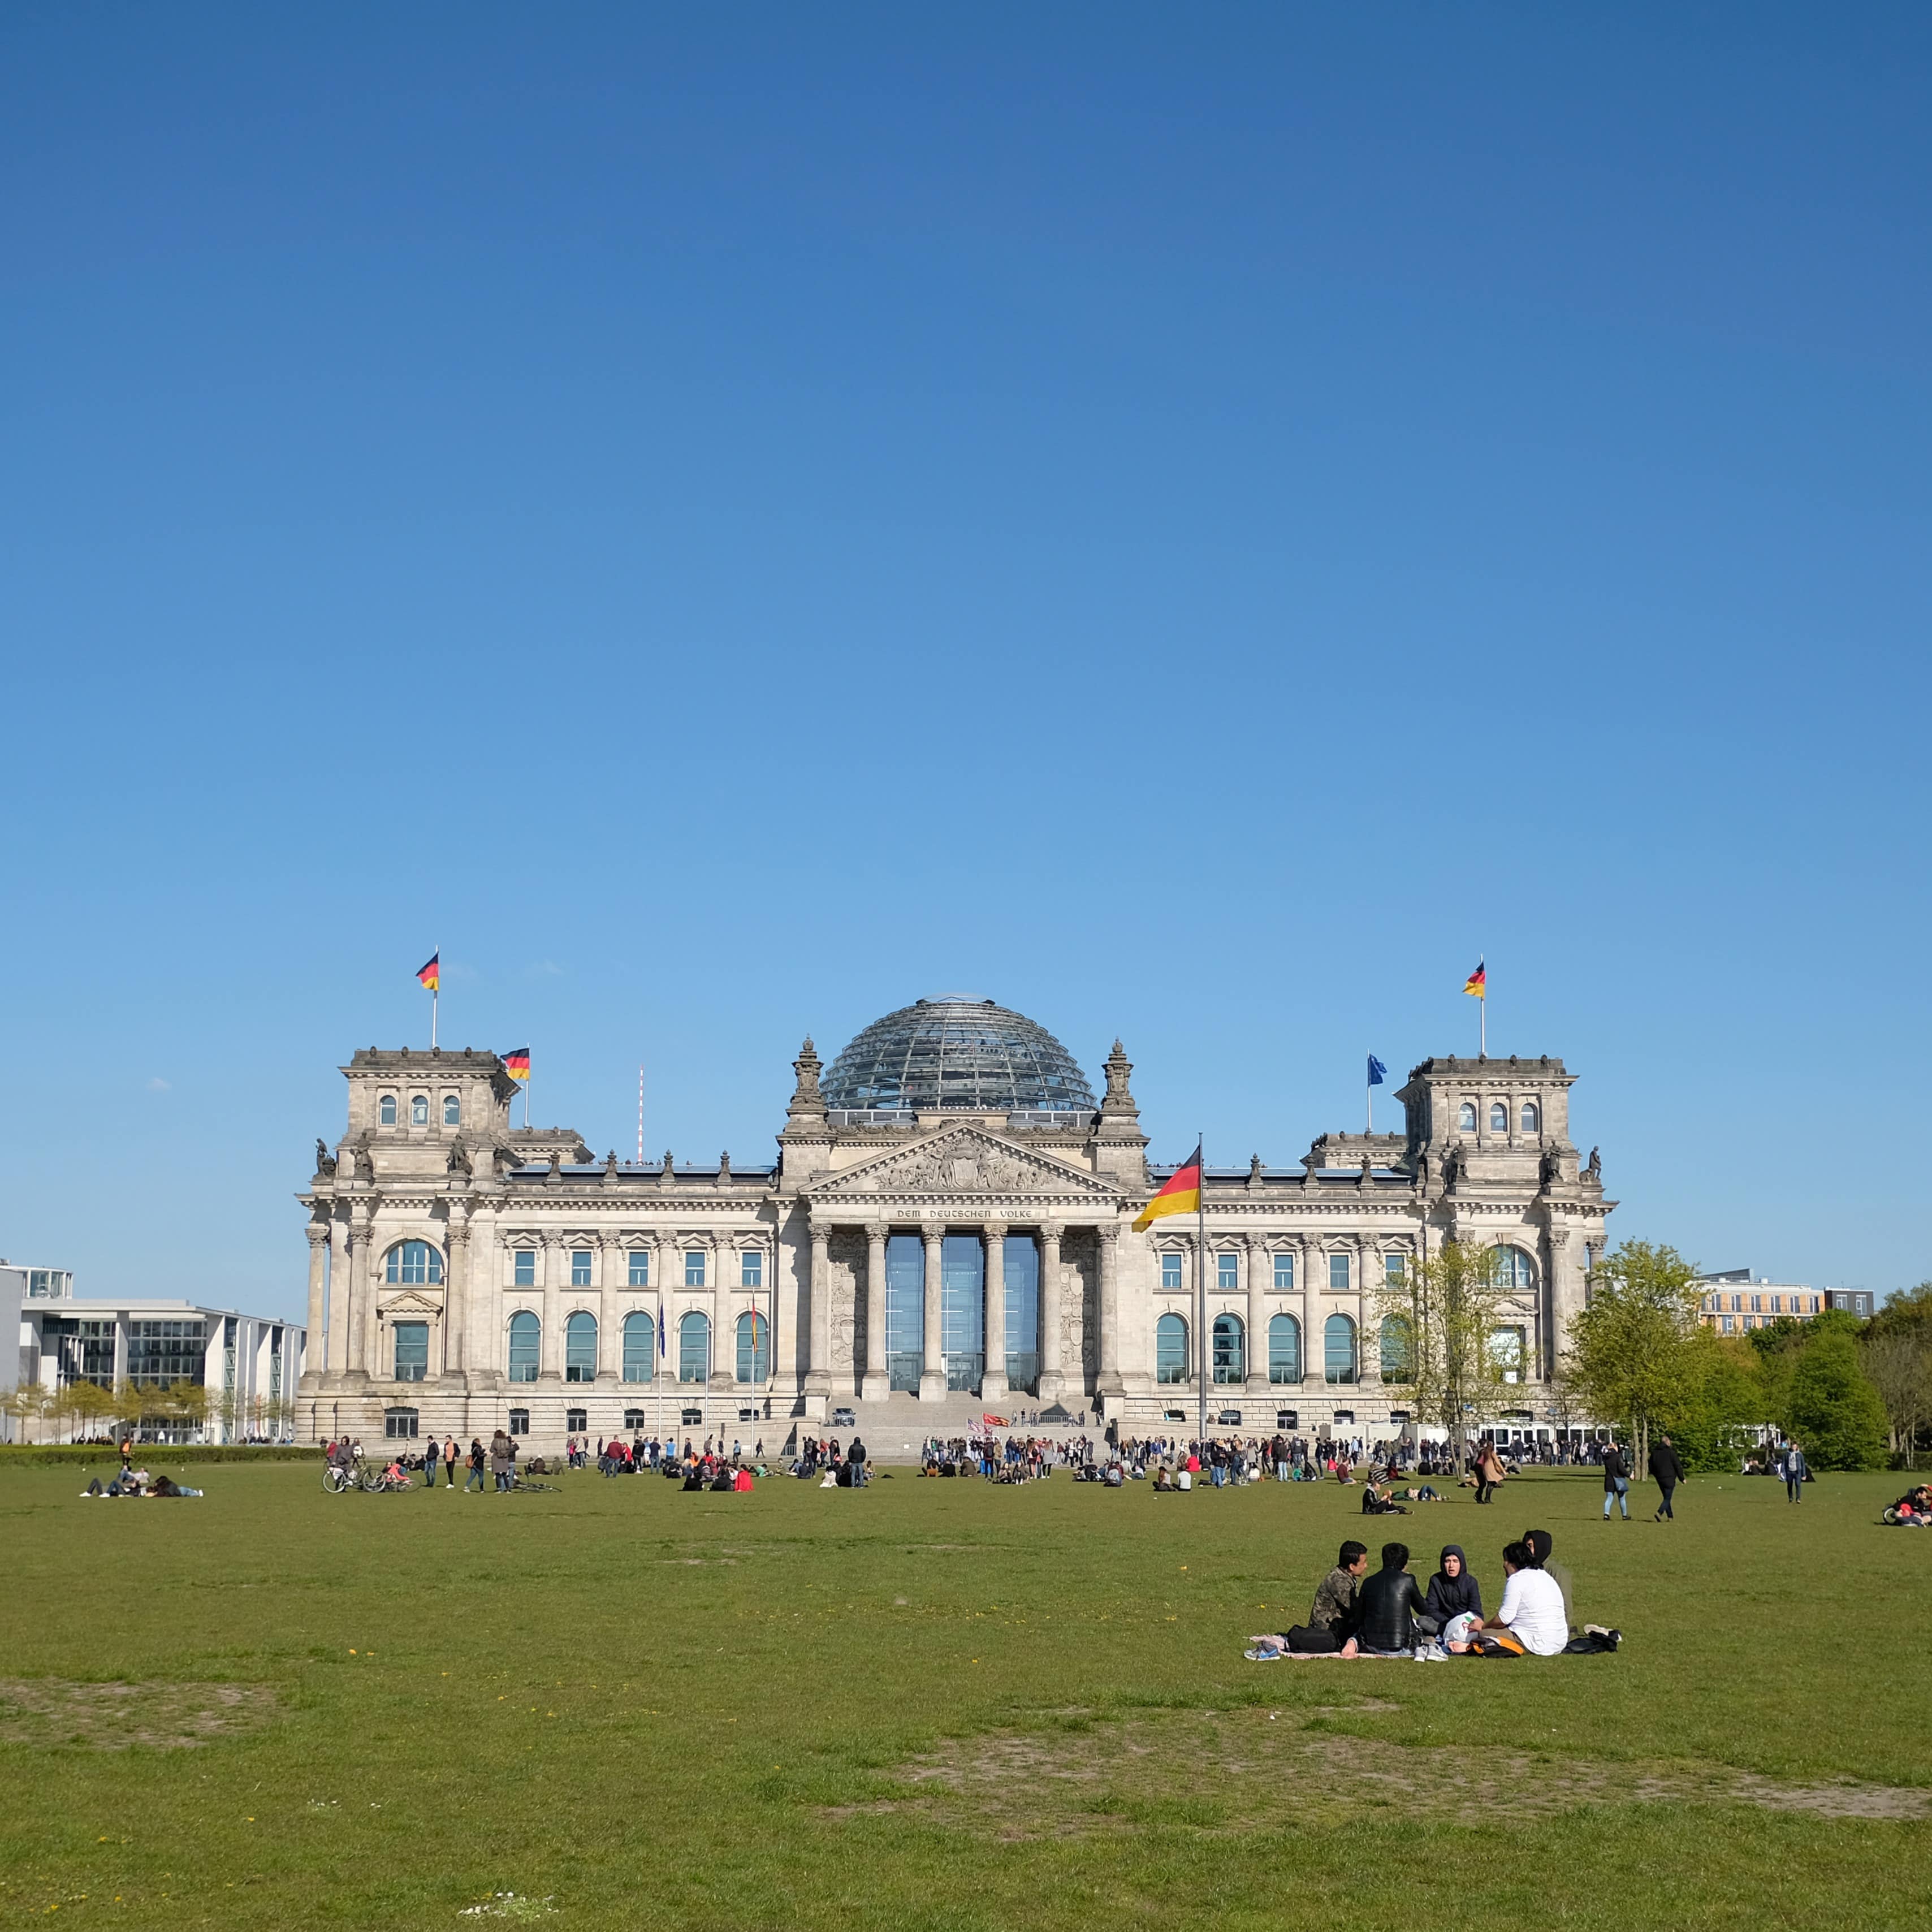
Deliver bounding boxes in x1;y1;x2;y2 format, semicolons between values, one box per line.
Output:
1155;1312;1188;1385
1492;1245;1538;1291
1520;1100;1539;1133
1458;1102;1476;1131
384;1241;443;1286
1211;1312;1245;1384
1489;1102;1508;1132
1380;1314;1415;1382
564;1311;597;1383
736;1311;770;1383
1268;1312;1301;1384
621;1311;655;1383
677;1311;711;1385
410;1093;429;1126
507;1311;540;1384
1324;1313;1358;1385
379;1093;397;1126
443;1093;460;1126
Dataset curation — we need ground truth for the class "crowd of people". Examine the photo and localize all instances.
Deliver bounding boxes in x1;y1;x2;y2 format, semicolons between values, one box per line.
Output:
1248;1527;1618;1662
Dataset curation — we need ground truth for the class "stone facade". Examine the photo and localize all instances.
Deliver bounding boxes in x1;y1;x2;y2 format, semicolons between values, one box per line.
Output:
296;1028;1614;1447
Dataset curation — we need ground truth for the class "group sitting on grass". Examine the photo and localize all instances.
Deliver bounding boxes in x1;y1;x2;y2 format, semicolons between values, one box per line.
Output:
80;1467;203;1498
1246;1532;1618;1661
1883;1484;1932;1526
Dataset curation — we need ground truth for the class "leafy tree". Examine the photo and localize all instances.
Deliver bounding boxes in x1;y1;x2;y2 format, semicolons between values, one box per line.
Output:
1374;1238;1515;1442
1861;1284;1932;1469
1662;1334;1766;1472
1786;1330;1889;1470
1563;1239;1704;1471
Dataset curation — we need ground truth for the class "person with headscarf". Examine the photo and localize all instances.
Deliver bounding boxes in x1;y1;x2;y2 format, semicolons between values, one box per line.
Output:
1521;1528;1574;1638
1424;1545;1483;1640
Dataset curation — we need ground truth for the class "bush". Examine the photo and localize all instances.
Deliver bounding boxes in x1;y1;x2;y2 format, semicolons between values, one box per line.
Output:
0;1443;321;1468
1786;1334;1889;1471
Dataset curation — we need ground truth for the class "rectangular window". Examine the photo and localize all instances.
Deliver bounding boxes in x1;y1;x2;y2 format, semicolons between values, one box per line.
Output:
1329;1252;1351;1292
514;1251;536;1287
1216;1253;1239;1291
1751;1295;1762;1312
507;1408;529;1436
1161;1254;1183;1291
392;1321;429;1383
623;1408;648;1431
384;1408;418;1438
1384;1254;1406;1288
1770;1294;1782;1313
1731;1295;1742;1312
1721;1315;1734;1333
685;1251;706;1287
741;1249;763;1289
628;1250;650;1287
571;1250;593;1287
1273;1252;1294;1291
567;1407;587;1433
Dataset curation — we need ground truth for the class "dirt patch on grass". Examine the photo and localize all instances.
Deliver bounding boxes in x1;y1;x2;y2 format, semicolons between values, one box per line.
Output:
0;1678;280;1751
837;1705;1930;1838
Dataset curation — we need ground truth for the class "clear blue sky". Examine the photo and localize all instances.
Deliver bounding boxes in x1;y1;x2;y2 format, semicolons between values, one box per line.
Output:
5;5;1928;1321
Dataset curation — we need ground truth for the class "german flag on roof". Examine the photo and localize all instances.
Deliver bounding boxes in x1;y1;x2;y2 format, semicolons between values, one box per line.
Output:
501;1048;530;1082
416;951;440;992
1134;1141;1202;1232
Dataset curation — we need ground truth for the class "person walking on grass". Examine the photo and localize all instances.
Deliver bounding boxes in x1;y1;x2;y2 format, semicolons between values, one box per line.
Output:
1601;1439;1631;1520
422;1437;440;1489
1783;1438;1808;1503
1648;1433;1683;1520
444;1437;460;1488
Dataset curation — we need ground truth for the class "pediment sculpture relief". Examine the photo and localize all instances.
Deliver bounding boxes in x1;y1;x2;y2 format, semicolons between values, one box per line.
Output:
815;1126;1116;1200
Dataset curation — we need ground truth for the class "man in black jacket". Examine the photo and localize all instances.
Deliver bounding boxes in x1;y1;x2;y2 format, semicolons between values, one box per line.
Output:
1648;1434;1684;1520
1355;1542;1432;1655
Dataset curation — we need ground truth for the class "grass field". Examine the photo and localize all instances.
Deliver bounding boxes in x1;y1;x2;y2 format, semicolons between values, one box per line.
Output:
1;1457;1926;1930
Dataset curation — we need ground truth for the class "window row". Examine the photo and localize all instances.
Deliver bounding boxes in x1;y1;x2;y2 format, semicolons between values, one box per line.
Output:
1457;1100;1540;1134
379;1092;463;1127
509;1247;764;1289
481;1308;771;1385
1150;1311;1529;1386
1705;1292;1818;1316
374;1240;767;1290
1156;1244;1536;1293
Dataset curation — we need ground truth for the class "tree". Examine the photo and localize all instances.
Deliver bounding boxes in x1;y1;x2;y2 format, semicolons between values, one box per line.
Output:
1664;1334;1765;1472
1;1385;51;1443
1861;1284;1932;1469
1786;1330;1889;1471
1375;1238;1515;1444
1563;1239;1705;1472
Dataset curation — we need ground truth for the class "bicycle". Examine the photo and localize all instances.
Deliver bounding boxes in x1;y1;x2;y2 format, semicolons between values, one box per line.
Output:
361;1466;412;1493
322;1459;360;1494
505;1468;557;1494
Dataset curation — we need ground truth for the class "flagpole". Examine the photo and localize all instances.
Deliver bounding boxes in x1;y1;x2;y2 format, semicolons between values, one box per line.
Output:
1196;1133;1207;1456
431;944;439;1051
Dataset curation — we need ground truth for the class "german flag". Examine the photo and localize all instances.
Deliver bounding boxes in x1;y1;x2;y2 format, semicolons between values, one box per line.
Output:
1463;959;1486;999
1134;1141;1203;1233
416;952;440;992
501;1048;531;1083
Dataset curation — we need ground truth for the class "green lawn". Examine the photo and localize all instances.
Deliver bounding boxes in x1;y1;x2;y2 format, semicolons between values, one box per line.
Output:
1;1458;1926;1930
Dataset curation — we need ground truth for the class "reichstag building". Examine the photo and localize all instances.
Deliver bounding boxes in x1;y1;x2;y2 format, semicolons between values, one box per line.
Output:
297;996;1614;1446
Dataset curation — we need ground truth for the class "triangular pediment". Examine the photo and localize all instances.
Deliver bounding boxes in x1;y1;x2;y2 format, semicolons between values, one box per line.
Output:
377;1289;443;1316
807;1123;1120;1203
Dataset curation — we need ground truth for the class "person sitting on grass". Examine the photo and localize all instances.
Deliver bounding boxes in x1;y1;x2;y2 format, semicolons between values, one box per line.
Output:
1425;1544;1483;1650
1360;1481;1408;1516
1469;1541;1568;1656
1354;1542;1432;1656
1250;1541;1369;1658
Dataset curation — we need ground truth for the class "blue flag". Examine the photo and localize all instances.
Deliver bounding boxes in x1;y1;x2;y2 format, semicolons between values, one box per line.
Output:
1367;1055;1387;1087
658;1310;667;1356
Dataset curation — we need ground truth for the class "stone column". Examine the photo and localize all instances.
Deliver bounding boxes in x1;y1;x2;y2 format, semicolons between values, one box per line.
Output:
1298;1236;1316;1388
304;1223;330;1375
597;1234;623;1383
348;1208;375;1378
1096;1223;1123;1397
806;1224;832;1408
327;1219;352;1376
1245;1233;1270;1395
443;1208;470;1376
539;1235;563;1382
710;1238;733;1393
919;1224;945;1401
980;1221;1008;1404
862;1222;889;1402
1038;1222;1065;1403
1356;1235;1380;1389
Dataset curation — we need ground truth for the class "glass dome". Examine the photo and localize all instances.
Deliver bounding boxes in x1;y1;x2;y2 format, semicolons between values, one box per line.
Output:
822;996;1096;1116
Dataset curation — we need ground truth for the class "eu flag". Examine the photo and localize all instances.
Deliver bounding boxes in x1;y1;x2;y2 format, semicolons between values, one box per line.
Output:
1367;1055;1387;1086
